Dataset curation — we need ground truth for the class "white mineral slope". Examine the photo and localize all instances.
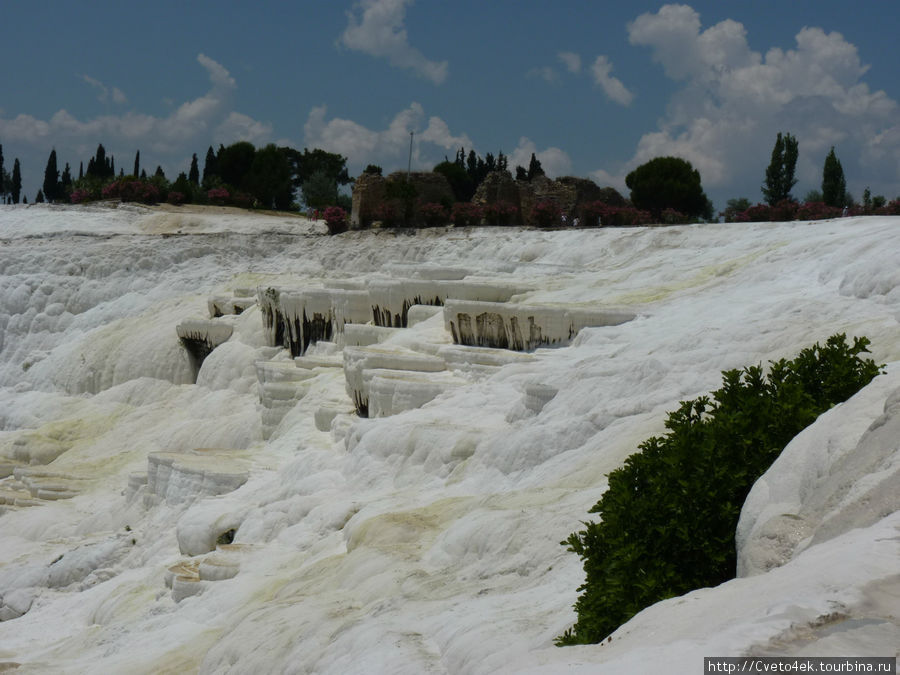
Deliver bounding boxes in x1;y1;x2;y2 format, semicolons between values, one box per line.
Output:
0;203;897;674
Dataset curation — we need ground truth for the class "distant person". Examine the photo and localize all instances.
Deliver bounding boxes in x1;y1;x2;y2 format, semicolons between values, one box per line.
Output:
842;206;849;217
561;213;568;226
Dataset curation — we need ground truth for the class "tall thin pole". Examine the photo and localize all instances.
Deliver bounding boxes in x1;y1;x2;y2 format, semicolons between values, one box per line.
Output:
407;131;414;180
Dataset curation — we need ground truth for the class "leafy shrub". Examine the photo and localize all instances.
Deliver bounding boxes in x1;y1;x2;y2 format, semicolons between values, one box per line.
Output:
558;334;883;646
660;207;688;224
167;191;186;205
483;201;519;226
531;200;563;227
417;202;448;227
451;202;483;227
323;206;348;235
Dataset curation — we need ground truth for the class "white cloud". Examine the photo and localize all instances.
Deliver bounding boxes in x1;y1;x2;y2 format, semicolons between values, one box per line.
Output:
558;51;582;73
607;3;900;202
591;56;634;106
508;137;573;178
304;103;473;174
215;112;274;146
80;75;128;105
339;0;448;84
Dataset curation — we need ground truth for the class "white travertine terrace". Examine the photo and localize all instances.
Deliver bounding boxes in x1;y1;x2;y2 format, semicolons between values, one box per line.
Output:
343;345;447;416
142;448;249;506
255;360;317;439
368;278;527;327
443;299;636;350
176;319;235;378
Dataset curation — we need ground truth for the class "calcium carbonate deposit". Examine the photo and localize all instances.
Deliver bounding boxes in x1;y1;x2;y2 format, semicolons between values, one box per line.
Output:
0;203;897;673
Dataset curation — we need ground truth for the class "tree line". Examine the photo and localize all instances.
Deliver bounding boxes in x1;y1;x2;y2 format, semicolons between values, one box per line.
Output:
722;132;899;221
0;141;353;210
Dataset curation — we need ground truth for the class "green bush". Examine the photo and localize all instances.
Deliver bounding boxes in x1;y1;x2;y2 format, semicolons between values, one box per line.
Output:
558;334;883;645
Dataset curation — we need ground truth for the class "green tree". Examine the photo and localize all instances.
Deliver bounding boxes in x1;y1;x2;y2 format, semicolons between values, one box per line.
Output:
43;149;60;202
363;164;383;176
35;189;45;203
202;145;219;188
527;153;545;180
433;160;474;202
189;153;200;186
171;172;194;202
625;156;712;220
87;144;113;179
302;169;338;209
0;144;4;196
822;146;847;208
217;141;256;191
722;197;751;222
60;163;73;197
133;150;140;178
11;158;22;204
762;132;798;205
285;147;351;192
248;144;294;209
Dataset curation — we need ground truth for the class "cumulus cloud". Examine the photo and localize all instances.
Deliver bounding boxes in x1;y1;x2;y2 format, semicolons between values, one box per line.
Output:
0;54;275;189
591;56;634;106
558;51;582;73
608;3;900;201
303;102;472;173
508;137;573;178
339;0;448;84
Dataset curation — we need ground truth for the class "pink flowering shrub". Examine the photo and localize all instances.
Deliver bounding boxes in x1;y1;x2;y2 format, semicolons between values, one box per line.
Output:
207;187;230;205
580;201;653;227
795;201;842;221
531;200;563;227
374;203;399;227
323;206;348;234
101;178;160;205
483;201;519;226
451;202;483;227
167;191;186;205
70;189;92;204
417;202;448;227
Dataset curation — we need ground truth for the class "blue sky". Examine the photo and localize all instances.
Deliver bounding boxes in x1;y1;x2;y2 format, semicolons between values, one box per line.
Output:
2;0;899;211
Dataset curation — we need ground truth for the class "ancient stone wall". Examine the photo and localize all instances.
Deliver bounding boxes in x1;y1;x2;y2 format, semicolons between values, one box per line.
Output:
350;173;387;228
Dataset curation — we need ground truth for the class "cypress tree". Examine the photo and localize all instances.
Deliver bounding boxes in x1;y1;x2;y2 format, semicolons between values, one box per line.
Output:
133;150;140;178
762;132;798;205
11;159;22;204
202;146;218;187
61;163;72;198
35;189;45;203
822;147;847;208
0;144;4;195
43;149;60;202
527;153;545;180
189;153;200;185
79;161;84;180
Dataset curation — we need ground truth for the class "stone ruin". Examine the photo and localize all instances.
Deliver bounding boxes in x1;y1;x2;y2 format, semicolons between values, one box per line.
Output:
351;171;454;228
